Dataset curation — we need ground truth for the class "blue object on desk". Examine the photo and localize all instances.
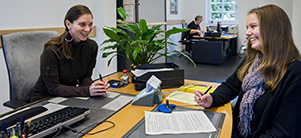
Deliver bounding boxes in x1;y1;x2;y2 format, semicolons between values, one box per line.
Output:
221;33;235;38
158;100;176;113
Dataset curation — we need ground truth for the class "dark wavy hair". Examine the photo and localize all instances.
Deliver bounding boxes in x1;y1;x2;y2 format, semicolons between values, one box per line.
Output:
44;5;93;60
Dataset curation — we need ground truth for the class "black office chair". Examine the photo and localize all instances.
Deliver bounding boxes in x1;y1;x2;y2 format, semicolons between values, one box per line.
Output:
1;31;58;109
179;22;192;54
182;22;188;28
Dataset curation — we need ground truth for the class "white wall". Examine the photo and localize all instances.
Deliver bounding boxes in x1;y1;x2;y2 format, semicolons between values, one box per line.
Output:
182;0;207;31
139;0;165;23
0;51;10;113
0;0;97;29
0;0;116;114
293;0;301;50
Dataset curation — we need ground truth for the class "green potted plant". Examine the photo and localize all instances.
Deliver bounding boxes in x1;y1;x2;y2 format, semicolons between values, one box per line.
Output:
100;7;195;68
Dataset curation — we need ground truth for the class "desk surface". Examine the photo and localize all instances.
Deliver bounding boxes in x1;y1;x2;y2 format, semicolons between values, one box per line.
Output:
193;33;237;40
83;72;232;138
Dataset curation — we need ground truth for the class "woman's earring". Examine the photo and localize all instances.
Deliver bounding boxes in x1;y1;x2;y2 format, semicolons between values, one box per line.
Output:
65;31;73;42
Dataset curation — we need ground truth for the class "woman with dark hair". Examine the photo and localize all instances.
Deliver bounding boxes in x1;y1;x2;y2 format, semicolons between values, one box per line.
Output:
194;4;301;138
31;5;109;102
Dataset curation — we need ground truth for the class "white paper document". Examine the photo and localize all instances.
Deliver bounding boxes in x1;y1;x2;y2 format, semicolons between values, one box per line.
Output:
145;111;216;135
166;91;197;105
131;68;174;77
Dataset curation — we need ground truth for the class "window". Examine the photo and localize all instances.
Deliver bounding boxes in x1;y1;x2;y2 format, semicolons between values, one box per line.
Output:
210;0;236;22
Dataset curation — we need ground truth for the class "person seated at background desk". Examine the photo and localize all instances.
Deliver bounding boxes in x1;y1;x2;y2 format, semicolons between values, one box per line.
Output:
185;15;203;53
31;5;110;102
194;4;301;138
187;15;203;39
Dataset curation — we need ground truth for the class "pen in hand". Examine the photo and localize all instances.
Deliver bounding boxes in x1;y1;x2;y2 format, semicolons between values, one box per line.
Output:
199;86;212;100
99;73;107;95
99;74;103;82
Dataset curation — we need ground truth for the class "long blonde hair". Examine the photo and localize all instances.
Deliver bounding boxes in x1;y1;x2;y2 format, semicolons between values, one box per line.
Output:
238;4;300;91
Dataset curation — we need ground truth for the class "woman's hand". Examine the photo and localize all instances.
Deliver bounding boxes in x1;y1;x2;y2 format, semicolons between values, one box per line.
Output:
194;90;213;108
89;80;110;96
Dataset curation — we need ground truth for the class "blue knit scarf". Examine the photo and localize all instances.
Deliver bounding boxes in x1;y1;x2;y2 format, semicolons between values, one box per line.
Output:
238;56;266;137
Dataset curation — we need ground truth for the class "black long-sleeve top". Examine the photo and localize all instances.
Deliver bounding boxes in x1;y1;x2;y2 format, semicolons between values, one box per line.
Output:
210;60;301;137
187;20;200;39
31;39;98;102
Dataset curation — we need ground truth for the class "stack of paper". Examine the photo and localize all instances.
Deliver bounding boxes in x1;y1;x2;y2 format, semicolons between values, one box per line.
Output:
145;111;216;135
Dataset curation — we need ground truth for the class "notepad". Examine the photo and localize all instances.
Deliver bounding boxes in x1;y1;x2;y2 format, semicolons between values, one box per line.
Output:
178;84;215;94
166;84;215;105
166;90;197;105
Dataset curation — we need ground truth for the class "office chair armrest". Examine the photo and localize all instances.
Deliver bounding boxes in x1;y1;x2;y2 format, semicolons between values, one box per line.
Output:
3;100;29;109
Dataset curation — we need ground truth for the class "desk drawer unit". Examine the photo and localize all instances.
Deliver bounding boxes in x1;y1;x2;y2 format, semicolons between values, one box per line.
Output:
191;40;223;64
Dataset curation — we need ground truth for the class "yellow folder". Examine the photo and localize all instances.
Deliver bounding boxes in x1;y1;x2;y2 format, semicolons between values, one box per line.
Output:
178;84;215;94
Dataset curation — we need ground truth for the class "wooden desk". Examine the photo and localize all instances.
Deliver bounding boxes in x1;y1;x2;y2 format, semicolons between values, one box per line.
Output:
193;34;237;40
83;72;232;138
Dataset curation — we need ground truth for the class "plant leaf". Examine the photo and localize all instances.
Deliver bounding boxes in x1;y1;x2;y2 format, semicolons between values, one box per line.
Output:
172;50;196;69
103;28;120;42
118;24;137;36
100;39;116;46
128;24;141;36
107;27;129;37
102;51;116;58
117;7;127;20
132;46;142;60
107;54;117;67
117;19;129;25
100;44;118;51
139;19;148;33
149;25;163;34
166;27;189;38
131;40;148;45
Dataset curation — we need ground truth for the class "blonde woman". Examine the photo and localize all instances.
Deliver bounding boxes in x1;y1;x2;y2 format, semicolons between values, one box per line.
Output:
195;4;301;138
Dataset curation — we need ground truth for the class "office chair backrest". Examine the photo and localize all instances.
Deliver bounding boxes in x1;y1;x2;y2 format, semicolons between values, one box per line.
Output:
180;22;189;44
180;31;188;44
1;31;58;102
182;22;188;29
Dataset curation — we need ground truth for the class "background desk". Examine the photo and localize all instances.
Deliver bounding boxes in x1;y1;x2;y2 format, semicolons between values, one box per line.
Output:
191;34;237;64
83;72;232;138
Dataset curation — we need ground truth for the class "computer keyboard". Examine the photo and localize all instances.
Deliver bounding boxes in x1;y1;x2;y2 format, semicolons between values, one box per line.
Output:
0;106;90;138
0;106;48;131
29;106;90;138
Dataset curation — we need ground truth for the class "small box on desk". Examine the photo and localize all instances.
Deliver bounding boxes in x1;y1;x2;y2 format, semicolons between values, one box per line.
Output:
131;63;184;88
204;31;221;37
